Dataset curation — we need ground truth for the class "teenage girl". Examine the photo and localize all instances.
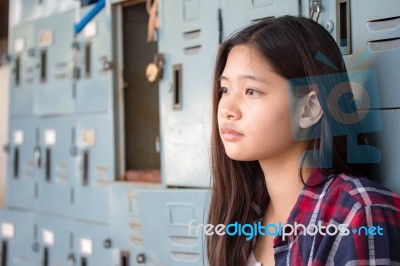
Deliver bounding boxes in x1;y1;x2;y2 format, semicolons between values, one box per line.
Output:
207;16;400;266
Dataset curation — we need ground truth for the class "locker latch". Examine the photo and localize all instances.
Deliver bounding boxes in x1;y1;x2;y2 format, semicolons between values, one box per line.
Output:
100;56;114;71
310;0;321;22
34;147;42;168
2;144;10;154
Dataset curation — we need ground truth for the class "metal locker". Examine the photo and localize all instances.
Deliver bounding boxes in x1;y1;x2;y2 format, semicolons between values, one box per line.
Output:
36;214;74;266
36;117;74;217
136;189;209;266
9;22;36;117
33;11;75;116
6;118;39;210
73;113;115;223
73;221;116;266
317;0;400;109
109;183;149;265
350;0;400;109
158;0;219;187
220;0;301;41
75;6;114;114
8;0;77;26
0;210;38;266
370;110;400;195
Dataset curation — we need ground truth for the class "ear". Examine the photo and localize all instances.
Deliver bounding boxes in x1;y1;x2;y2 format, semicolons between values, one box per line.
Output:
299;91;323;129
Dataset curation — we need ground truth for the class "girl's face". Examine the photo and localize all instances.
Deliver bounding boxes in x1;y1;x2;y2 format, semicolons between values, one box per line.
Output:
218;45;302;162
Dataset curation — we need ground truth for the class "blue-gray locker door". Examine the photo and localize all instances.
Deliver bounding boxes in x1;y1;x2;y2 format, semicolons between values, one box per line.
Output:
108;183;146;264
73;113;115;223
36;214;74;266
36;117;74;217
73;221;115;265
6;118;39;210
347;0;400;191
158;0;219;187
137;189;209;266
75;6;114;114
9;22;36;117
33;11;75;116
221;0;301;40
0;210;38;266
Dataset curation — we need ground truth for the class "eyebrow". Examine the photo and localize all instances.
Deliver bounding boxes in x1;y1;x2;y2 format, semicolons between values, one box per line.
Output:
219;74;269;84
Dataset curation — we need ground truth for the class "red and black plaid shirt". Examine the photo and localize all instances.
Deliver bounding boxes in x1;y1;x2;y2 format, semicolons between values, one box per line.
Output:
251;170;400;265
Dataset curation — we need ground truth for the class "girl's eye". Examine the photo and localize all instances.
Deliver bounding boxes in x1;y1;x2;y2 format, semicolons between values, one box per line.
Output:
219;86;229;95
245;88;261;96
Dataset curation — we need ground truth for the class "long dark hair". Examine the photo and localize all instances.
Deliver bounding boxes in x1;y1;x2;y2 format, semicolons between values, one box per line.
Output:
207;16;372;266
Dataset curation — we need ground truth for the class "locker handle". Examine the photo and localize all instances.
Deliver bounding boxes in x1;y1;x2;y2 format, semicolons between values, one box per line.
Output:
85;42;91;78
173;64;182;110
336;0;352;54
81;257;88;266
218;9;223;44
43;247;49;266
120;251;130;266
1;240;8;266
82;150;89;186
40;49;47;82
15;56;20;86
45;148;51;182
13;147;19;178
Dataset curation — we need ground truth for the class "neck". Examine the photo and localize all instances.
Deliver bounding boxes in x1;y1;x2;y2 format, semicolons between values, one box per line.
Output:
259;146;312;223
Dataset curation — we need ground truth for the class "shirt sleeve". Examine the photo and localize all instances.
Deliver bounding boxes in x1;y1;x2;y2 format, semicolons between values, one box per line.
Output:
325;204;400;265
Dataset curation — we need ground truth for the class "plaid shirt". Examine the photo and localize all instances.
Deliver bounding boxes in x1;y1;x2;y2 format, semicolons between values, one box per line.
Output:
249;170;400;266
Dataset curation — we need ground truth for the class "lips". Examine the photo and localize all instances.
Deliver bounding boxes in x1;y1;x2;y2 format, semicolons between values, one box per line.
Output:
220;126;244;141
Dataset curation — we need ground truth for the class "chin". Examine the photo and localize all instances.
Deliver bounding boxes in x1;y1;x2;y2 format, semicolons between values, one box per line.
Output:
224;149;255;162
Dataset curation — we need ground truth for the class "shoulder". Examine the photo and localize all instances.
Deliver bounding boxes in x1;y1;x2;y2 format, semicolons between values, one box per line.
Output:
311;174;400;264
319;173;400;223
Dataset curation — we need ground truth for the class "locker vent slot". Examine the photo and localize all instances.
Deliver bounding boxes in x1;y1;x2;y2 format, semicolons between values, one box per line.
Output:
15;56;20;86
184;45;201;55
26;67;35;73
55;61;68;68
367;16;400;31
120;251;130;266
170;236;197;245
1;240;8;266
183;29;201;40
55;73;68;80
251;0;273;7
368;37;400;52
336;0;351;54
45;148;51;182
85;42;91;78
83;150;89;186
13;147;19;178
40;49;47;82
43;247;49;266
251;16;275;23
173;64;182;110
170;251;199;262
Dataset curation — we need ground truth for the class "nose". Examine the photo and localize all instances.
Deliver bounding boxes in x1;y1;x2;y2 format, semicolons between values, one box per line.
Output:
218;96;241;120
